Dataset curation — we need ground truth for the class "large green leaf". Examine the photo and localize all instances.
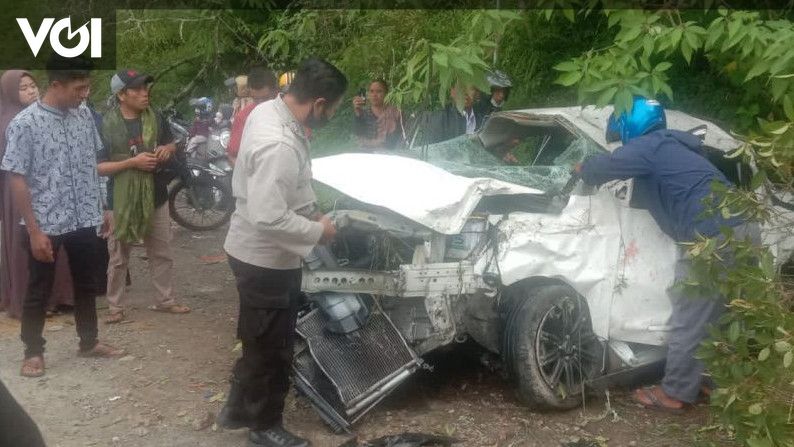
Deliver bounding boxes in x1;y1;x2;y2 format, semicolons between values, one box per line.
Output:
556;71;583;87
614;88;634;114
745;59;771;82
684;28;701;50
681;39;694;64
432;52;449;68
618;23;643;42
595;86;619;107
670;27;683;51
783;95;794;121
704;18;725;51
449;56;473;76
655;62;673;72
554;60;580;72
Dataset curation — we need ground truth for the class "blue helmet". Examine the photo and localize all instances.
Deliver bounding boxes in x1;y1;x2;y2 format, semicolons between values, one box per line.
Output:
189;97;214;118
606;96;667;144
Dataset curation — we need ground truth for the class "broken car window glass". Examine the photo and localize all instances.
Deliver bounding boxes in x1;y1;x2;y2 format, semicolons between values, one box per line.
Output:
416;135;603;194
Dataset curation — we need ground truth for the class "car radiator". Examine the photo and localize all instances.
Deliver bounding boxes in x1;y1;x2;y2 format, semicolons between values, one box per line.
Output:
293;308;421;432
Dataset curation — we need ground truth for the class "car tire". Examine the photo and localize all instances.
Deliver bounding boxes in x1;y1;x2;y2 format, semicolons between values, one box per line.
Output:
502;283;603;411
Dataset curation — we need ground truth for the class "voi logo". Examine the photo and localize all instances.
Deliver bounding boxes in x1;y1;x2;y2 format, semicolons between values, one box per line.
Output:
16;17;102;58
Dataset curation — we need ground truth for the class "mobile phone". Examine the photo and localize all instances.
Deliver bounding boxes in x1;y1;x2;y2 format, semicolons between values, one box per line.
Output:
358;88;366;102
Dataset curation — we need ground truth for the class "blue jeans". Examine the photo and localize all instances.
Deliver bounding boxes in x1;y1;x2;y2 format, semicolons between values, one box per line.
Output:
662;223;761;403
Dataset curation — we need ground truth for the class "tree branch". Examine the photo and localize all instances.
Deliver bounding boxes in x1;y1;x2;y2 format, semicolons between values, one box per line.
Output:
165;59;212;110
218;15;269;62
152;55;202;80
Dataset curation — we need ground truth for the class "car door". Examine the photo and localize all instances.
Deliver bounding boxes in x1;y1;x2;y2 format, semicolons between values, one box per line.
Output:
600;178;677;347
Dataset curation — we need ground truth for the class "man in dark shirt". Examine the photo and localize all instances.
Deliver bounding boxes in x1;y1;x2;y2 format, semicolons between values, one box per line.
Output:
419;84;483;145
577;97;759;413
97;70;190;324
474;70;511;125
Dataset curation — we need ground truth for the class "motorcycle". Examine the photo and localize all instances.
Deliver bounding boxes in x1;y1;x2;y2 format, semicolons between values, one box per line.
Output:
165;111;234;231
183;100;234;188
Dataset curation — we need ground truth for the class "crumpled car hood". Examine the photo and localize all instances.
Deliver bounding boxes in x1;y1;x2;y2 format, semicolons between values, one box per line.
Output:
312;153;542;234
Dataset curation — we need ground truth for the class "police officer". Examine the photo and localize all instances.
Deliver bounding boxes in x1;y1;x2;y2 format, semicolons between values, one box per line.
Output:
216;58;346;447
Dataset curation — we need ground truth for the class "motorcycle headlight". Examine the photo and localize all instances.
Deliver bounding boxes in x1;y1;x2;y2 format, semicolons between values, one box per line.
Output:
219;130;231;149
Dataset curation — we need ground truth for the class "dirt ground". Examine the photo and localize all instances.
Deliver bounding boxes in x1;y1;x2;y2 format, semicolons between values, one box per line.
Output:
0;223;735;447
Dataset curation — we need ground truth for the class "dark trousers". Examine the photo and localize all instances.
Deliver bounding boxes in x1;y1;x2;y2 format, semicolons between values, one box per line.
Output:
0;379;45;447
226;255;302;430
21;227;101;358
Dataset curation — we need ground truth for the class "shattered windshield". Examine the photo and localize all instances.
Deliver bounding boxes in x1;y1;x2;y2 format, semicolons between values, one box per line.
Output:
412;134;603;194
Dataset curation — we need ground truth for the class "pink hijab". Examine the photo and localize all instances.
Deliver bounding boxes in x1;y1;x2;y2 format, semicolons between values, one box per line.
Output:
0;70;34;155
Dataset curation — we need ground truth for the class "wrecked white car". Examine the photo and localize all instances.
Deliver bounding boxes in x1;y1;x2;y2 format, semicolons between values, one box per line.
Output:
292;106;794;432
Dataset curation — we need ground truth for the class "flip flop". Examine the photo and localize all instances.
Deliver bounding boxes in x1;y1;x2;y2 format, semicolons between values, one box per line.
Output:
20;356;45;378
104;311;125;324
633;386;686;415
148;304;191;314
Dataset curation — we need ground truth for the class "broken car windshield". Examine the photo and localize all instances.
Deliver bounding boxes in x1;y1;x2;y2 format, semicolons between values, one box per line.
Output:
407;134;603;194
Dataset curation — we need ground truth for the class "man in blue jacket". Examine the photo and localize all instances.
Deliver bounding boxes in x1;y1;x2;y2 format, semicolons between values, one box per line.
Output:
577;97;760;413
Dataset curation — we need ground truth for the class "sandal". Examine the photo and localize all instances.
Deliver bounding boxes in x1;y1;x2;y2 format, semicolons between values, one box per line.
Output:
633;386;686;415
148;304;190;314
21;356;45;378
104;311;125;325
697;384;713;405
78;342;126;358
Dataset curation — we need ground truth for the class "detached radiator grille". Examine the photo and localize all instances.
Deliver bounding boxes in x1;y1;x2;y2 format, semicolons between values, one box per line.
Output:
296;309;418;408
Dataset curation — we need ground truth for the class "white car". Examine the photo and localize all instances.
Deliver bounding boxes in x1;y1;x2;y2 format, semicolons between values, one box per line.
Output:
292;106;794;432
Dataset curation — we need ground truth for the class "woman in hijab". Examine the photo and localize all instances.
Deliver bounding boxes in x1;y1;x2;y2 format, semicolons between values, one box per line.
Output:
0;70;74;319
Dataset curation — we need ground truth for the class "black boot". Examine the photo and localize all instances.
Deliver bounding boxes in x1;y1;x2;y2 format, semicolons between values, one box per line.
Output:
216;379;250;430
248;425;310;447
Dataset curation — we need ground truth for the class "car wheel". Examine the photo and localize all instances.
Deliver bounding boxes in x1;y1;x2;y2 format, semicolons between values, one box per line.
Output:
502;283;603;410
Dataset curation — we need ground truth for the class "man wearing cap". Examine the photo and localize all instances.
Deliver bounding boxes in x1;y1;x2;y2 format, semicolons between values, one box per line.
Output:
97;70;190;324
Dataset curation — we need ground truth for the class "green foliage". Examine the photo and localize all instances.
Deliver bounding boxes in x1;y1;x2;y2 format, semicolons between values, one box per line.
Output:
682;231;794;446
95;9;277;115
549;6;794;446
98;7;608;129
256;10;518;110
551;9;794;120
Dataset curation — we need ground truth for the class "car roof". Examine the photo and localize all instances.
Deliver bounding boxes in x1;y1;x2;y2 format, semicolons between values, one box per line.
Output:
480;105;741;153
